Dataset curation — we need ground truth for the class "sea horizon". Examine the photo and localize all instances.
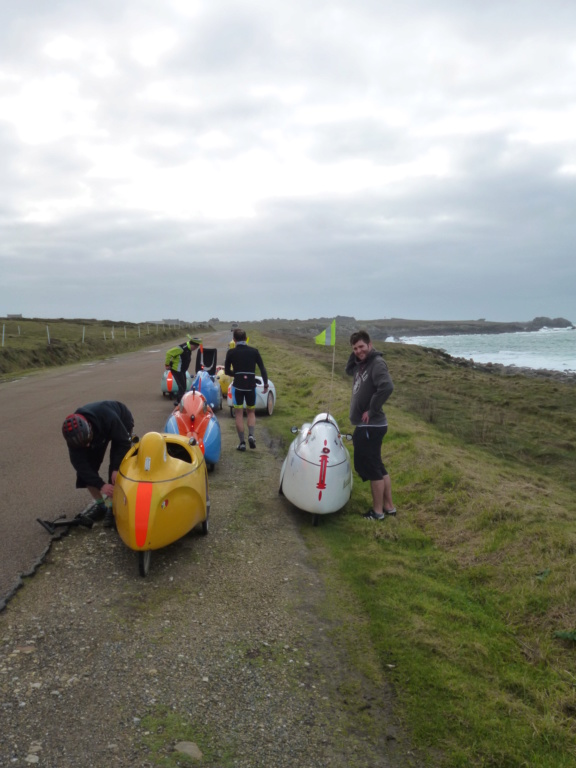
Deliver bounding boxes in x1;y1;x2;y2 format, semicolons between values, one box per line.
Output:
395;327;576;373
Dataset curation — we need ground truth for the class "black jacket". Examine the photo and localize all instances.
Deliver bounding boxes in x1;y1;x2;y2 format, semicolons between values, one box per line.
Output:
67;401;134;489
224;343;268;391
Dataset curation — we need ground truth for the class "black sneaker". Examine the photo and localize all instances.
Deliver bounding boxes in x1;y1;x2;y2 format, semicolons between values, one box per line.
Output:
248;436;256;449
83;501;107;522
384;507;397;516
103;507;116;529
362;509;385;521
237;441;246;452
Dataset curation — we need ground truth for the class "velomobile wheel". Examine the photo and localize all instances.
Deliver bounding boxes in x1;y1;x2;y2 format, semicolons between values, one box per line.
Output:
266;391;274;416
138;550;151;577
229;407;234;418
313;514;320;527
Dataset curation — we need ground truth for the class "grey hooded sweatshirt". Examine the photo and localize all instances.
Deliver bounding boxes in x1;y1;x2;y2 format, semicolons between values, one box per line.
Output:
346;349;394;427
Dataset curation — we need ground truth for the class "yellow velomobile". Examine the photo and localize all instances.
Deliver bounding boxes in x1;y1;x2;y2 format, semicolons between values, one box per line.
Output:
215;365;233;398
113;431;210;576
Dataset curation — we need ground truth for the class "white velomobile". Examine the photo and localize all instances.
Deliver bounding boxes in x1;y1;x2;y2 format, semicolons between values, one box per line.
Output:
227;376;276;417
279;413;353;526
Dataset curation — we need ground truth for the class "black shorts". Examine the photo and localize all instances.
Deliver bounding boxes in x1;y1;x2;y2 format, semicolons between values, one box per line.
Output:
352;426;388;481
231;386;256;410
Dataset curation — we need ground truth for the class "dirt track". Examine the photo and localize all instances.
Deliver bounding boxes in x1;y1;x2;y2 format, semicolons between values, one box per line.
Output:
0;332;422;767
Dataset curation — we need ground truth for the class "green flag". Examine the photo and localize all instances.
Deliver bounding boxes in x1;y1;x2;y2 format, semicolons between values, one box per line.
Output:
314;319;336;346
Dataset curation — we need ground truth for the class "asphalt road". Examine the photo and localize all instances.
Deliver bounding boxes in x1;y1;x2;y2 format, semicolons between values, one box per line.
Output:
0;331;231;607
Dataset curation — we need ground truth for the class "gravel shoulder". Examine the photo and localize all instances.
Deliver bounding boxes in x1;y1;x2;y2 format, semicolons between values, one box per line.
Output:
0;407;423;768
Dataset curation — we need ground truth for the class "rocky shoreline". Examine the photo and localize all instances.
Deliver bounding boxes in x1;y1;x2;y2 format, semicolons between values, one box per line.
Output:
376;315;575;338
425;347;576;384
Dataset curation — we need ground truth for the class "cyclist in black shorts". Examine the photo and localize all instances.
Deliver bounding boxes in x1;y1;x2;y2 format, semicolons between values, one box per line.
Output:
224;328;268;451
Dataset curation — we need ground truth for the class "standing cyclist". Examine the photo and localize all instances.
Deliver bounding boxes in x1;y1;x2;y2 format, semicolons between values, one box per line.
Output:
165;335;202;407
224;328;268;451
346;330;396;520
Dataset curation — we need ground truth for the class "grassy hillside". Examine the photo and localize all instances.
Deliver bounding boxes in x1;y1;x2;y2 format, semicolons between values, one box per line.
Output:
216;315;575;341
0;317;209;377
251;330;576;768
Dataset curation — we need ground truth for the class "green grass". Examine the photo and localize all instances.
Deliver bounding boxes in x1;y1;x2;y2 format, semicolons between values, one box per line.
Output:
9;321;576;766
140;705;236;767
250;330;576;767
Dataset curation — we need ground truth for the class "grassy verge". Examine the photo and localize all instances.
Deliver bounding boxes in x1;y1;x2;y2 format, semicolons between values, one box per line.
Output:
251;330;576;768
0;317;208;377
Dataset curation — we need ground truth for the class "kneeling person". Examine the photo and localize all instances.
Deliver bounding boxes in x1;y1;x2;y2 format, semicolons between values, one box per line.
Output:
62;400;134;527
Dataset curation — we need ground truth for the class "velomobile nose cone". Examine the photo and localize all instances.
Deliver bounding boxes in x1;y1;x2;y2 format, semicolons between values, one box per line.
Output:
312;412;339;429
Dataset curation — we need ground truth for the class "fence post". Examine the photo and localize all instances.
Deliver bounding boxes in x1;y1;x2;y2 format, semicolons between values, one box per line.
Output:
82;326;86;344
46;325;51;345
2;325;4;347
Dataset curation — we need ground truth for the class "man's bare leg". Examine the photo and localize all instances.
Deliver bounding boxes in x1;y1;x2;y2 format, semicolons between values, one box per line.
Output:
247;409;256;448
234;408;245;438
370;478;385;515
383;474;394;512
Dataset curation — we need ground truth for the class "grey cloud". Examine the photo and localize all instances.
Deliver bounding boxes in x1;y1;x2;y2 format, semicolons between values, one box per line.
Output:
1;0;575;324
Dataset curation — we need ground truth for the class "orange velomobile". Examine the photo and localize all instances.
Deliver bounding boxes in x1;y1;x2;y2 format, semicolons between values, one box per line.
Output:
164;390;221;471
113;431;210;576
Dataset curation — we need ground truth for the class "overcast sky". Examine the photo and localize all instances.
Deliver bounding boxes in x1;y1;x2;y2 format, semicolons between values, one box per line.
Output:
1;0;575;325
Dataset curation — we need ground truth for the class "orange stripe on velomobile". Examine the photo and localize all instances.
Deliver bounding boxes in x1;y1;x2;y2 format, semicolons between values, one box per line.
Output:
167;371;174;392
135;482;153;548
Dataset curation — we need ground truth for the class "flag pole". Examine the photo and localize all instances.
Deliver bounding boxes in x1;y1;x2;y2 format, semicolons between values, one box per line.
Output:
314;319;337;415
328;341;336;416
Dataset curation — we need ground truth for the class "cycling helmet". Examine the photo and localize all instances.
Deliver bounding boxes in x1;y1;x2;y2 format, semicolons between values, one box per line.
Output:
62;413;93;447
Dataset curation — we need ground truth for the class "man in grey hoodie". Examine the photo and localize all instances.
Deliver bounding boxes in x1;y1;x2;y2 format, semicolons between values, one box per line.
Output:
346;330;396;520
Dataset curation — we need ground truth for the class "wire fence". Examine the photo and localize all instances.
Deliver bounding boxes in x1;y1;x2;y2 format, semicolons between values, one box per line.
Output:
0;319;208;376
0;320;199;348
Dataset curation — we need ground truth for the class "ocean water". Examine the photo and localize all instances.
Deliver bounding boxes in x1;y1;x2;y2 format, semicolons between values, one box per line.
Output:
396;327;576;373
